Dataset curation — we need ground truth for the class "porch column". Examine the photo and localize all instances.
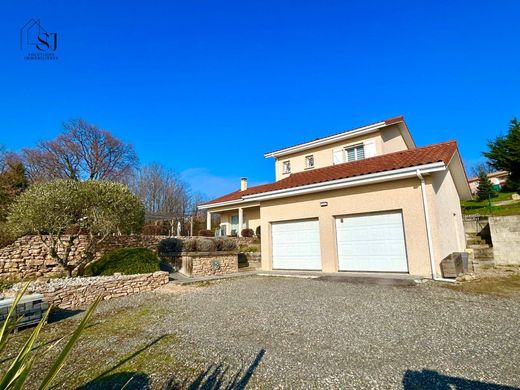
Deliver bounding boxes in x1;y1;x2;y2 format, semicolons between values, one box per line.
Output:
206;211;211;230
238;207;244;237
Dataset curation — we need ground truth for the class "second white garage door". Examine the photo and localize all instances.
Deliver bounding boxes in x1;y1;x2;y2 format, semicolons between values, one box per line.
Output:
272;219;321;270
336;211;408;272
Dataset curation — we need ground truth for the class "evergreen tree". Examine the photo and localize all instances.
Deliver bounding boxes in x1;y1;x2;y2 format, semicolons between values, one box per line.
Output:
476;171;496;201
484;118;520;191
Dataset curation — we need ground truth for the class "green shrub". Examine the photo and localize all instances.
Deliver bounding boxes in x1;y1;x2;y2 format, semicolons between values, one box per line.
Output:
84;247;160;276
255;226;261;238
157;238;183;255
240;245;258;253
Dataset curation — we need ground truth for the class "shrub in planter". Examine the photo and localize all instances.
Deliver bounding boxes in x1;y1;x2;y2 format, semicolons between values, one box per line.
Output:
241;228;254;238
84;247;161;276
198;229;213;237
183;238;197;252
220;238;238;252
158;238;183;255
195;238;216;252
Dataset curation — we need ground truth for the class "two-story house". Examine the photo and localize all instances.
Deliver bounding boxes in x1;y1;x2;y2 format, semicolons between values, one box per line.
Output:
198;116;472;278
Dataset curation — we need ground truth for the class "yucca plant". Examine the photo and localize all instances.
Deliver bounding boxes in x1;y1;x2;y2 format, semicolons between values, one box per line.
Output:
0;283;99;389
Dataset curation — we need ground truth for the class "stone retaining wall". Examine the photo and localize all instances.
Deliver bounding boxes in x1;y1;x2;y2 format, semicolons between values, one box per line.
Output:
0;234;258;280
175;252;238;277
0;235;168;280
489;216;520;266
7;271;169;309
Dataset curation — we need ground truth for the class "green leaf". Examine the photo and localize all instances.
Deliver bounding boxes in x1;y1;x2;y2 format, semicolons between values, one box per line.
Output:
0;282;29;354
37;297;100;390
0;307;50;389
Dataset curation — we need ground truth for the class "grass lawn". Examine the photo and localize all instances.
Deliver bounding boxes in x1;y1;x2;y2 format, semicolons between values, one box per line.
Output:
445;272;520;297
461;191;520;216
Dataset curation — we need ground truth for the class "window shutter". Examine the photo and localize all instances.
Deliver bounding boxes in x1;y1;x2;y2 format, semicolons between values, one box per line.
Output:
333;149;343;164
364;140;376;158
346;148;356;162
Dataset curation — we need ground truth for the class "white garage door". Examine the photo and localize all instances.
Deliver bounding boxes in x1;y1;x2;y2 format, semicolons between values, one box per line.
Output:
272;219;321;270
336;211;408;272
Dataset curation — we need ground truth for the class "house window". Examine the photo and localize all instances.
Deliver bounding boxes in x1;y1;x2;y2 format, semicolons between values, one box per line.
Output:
345;144;365;162
305;155;314;169
282;160;291;174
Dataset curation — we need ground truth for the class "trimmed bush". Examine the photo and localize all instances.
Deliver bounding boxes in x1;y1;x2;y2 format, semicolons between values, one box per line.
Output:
240;245;258;253
195;238;216;252
183;238;197;252
255;226;261;238
198;229;213;237
158;238;183;255
84;247;161;276
220;238;238;252
241;228;254;237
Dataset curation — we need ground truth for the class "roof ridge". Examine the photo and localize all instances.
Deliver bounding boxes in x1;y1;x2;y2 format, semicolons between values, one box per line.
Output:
264;116;406;156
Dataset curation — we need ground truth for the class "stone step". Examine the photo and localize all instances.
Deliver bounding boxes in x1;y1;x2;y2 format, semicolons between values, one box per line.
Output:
468;244;491;249
473;257;495;263
473;248;494;258
465;238;486;245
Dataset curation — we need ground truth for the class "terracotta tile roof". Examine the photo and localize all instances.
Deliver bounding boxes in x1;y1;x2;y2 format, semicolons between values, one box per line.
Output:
201;140;458;206
264;115;405;156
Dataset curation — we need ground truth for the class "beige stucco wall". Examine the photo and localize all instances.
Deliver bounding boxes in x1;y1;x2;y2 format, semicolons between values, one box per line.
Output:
427;167;466;274
274;124;408;180
274;131;383;181
259;178;434;277
381;124;408;154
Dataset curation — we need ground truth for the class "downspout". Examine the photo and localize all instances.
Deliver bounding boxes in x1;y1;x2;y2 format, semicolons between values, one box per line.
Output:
416;169;456;283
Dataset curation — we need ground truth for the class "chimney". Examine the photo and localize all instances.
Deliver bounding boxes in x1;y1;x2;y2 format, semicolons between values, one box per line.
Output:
240;177;248;191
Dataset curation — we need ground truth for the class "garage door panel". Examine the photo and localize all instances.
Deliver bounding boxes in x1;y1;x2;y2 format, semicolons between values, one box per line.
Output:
272;219;321;270
336;211;408;273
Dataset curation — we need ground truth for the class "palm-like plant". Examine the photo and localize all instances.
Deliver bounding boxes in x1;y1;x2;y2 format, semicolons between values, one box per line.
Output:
0;283;99;389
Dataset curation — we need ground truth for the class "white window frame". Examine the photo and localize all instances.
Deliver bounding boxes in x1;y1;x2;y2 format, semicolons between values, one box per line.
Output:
305;155;315;169
282;160;291;174
344;144;365;162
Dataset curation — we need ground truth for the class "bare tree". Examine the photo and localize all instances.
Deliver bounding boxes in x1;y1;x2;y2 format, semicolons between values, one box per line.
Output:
129;163;190;216
22;119;138;182
468;161;491;178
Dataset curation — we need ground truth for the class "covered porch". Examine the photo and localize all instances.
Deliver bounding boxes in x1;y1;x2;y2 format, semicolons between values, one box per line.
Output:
206;203;261;237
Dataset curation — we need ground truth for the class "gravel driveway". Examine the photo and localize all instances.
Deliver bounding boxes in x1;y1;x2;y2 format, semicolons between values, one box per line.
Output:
6;275;520;389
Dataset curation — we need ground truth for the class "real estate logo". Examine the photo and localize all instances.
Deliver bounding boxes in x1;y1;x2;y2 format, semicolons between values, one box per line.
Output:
20;19;58;61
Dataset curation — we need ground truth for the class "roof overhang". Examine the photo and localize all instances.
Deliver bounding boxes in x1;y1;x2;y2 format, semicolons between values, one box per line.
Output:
263;116;416;159
198;161;446;209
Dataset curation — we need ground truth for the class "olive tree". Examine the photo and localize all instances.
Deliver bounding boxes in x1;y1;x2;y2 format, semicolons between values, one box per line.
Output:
7;179;144;276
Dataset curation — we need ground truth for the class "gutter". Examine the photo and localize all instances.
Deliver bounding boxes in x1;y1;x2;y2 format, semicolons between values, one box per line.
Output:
416;169;456;283
198;162;447;210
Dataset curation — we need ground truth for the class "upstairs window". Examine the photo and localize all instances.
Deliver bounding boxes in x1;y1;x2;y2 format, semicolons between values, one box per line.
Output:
345;144;365;162
282;160;291;174
305;155;315;169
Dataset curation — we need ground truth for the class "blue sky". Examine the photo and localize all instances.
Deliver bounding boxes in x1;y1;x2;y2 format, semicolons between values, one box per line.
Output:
1;1;519;198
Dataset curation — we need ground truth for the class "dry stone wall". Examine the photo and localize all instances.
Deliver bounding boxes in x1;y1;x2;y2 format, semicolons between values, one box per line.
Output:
7;271;169;309
0;235;168;280
177;252;238;277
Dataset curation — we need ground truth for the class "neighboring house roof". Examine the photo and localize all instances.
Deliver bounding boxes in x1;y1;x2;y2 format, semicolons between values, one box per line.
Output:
201;140;459;207
467;170;509;183
263;115;415;158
